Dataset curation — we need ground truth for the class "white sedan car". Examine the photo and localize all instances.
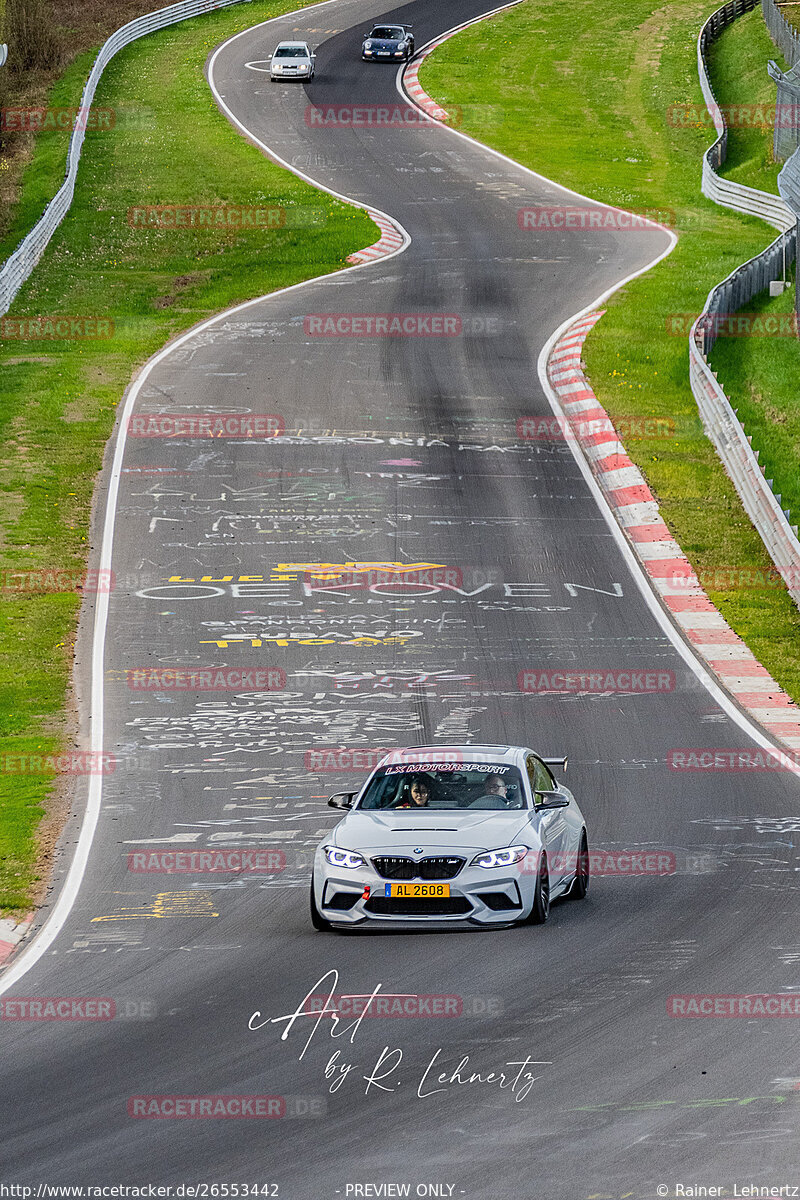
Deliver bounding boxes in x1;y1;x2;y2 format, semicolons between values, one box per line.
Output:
270;41;316;81
310;745;589;931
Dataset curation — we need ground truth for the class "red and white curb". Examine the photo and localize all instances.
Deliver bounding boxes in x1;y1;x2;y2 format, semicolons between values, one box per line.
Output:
548;311;800;751
0;913;33;969
347;208;406;264
403;51;452;123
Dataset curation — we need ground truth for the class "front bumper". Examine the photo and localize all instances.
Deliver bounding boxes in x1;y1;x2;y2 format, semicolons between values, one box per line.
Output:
314;856;535;926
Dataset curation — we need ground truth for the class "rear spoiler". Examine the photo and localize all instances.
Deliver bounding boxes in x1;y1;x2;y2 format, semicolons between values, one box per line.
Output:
542;757;568;772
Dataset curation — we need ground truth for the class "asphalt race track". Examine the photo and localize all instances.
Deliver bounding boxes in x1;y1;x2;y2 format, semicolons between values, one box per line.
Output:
3;0;800;1194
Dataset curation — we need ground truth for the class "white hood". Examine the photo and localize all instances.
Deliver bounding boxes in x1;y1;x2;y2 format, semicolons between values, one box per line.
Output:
331;809;532;853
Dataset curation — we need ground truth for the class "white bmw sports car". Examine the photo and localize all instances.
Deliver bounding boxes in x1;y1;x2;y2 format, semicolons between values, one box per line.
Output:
310;745;589;930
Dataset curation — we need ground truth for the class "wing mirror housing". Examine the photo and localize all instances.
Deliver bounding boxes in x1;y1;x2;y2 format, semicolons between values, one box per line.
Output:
536;790;570;810
328;792;356;810
542;756;568;772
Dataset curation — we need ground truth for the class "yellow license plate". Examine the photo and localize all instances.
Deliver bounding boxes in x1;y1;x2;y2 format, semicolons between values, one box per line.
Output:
385;883;450;898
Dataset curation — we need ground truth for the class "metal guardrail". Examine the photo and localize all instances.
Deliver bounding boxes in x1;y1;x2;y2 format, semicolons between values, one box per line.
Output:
0;0;251;317
767;57;800;160
767;0;800;316
779;149;800;211
699;0;795;229
762;0;800;64
689;0;800;608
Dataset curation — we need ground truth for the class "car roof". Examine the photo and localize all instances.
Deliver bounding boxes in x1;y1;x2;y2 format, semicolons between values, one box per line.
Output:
275;41;309;49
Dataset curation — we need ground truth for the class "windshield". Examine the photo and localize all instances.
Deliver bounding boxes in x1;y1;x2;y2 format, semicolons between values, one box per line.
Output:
369;27;404;39
274;46;307;57
359;763;526;811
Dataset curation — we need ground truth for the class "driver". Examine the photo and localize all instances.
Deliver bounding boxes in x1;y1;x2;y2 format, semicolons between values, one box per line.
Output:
396;773;434;808
468;772;511;808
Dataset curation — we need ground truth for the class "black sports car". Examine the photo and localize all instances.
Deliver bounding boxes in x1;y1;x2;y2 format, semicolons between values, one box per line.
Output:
361;23;415;61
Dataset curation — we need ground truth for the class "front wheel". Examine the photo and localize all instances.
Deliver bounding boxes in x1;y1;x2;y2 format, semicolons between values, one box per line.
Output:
568;830;590;901
525;854;550;924
310;875;333;932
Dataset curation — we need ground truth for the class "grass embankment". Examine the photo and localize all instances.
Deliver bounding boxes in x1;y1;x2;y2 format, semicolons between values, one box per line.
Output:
420;0;800;706
0;1;377;914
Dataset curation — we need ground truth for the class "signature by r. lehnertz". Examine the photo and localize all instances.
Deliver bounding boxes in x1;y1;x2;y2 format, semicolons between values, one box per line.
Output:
248;969;549;1103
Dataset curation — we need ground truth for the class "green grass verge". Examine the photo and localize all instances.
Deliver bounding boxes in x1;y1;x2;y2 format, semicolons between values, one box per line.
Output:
420;0;800;716
0;0;377;914
0;47;97;261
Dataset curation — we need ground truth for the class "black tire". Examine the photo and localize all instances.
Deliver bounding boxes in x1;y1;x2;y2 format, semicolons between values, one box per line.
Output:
525;853;550;925
568;830;590;901
310;875;333;932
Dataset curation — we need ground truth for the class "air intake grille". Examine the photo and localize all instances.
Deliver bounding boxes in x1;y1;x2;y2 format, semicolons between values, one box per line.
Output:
365;896;471;917
371;855;465;880
477;891;522;911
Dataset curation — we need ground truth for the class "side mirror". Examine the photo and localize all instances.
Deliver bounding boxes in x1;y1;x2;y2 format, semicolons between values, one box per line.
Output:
328;792;355;810
536;791;570;810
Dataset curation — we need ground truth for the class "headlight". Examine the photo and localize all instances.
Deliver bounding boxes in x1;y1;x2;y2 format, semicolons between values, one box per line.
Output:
323;845;365;870
471;845;529;869
364;40;372;48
